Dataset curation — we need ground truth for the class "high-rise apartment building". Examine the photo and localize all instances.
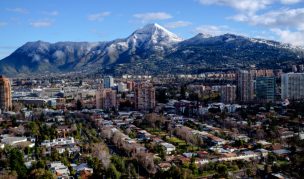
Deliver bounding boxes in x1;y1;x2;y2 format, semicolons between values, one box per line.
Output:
134;82;155;111
256;77;276;102
218;84;237;104
96;88;117;110
103;76;114;88
118;82;127;92
237;70;254;102
0;76;12;111
281;73;304;100
126;81;135;92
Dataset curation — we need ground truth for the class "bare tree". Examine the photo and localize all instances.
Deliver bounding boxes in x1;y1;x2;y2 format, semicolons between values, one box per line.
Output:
135;152;156;174
92;143;111;169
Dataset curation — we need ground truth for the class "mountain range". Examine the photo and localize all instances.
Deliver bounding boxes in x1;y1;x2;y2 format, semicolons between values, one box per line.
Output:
1;23;304;76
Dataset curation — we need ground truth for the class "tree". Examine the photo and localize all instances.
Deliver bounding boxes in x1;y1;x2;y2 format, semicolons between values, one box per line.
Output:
11;116;17;127
189;156;198;175
51;148;60;161
9;148;27;178
107;164;121;179
154;145;166;159
135;153;156;174
91;143;111;169
30;168;55;179
216;164;228;178
28;121;40;137
246;167;255;177
233;140;245;147
168;166;182;178
35;160;46;169
144;113;166;129
0;170;18;179
111;155;126;173
180;85;187;99
76;100;82;110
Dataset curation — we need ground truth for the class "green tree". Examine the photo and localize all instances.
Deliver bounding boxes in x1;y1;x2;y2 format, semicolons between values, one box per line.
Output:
76;100;82;110
29;121;40;136
35;160;46;169
30;168;55;179
154;145;166;159
107;164;121;179
111;155;126;173
189;157;198;175
51;148;60;161
216;164;228;178
9;148;27;178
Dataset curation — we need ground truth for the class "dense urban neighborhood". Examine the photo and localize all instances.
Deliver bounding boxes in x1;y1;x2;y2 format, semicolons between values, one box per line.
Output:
2;0;304;178
0;66;304;179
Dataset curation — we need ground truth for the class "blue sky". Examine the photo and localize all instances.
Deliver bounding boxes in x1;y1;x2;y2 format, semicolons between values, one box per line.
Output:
1;0;304;59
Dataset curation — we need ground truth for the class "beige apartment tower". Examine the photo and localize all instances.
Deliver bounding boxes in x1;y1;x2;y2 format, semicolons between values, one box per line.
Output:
0;76;12;111
134;82;155;111
96;88;117;110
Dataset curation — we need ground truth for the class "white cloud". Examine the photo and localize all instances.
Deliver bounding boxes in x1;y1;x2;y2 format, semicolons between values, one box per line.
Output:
198;0;273;14
30;20;53;28
280;0;302;4
272;28;304;46
195;25;236;36
43;10;59;16
88;12;110;21
164;21;192;29
133;12;172;22
231;8;304;31
228;7;304;46
6;7;28;14
198;0;304;46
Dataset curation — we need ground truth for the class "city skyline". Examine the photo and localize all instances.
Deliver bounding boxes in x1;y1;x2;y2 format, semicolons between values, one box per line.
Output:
1;0;304;59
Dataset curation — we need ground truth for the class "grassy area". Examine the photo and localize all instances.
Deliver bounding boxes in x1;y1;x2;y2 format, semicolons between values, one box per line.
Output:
166;137;196;153
145;128;168;137
276;160;289;166
167;137;187;146
186;145;200;152
202;170;216;177
145;128;201;153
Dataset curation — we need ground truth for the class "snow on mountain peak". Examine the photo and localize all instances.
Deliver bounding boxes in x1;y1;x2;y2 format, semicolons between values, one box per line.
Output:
129;23;183;45
196;33;213;38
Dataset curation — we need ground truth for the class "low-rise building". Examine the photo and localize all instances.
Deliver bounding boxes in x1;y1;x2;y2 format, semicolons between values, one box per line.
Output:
49;161;70;177
160;142;176;155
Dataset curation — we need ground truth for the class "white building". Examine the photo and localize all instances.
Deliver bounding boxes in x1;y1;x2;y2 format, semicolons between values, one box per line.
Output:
1;136;28;145
41;137;75;147
104;76;114;88
160;142;176;155
73;163;93;174
118;82;127;92
281;73;304;100
49;161;70;177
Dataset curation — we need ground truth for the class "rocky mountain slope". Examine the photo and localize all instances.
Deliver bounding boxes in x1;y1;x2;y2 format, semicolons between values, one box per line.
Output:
0;23;303;76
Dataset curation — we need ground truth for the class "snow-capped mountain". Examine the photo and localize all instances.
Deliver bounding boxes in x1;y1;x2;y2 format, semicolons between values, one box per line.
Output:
89;23;183;65
0;23;303;76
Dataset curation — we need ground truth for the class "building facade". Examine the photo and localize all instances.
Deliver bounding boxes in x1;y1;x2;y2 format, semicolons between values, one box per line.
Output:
126;81;135;92
281;73;304;100
256;77;276;102
0;76;12;111
96;88;117;110
237;70;254;102
103;76;114;88
134;82;156;111
118;82;127;92
219;84;237;104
